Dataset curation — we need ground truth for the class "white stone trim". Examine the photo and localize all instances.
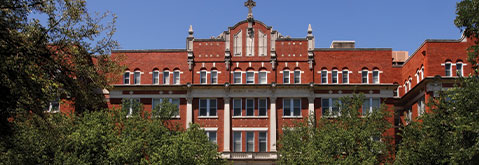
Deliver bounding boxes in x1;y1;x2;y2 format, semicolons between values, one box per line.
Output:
202;127;218;131
232;127;269;131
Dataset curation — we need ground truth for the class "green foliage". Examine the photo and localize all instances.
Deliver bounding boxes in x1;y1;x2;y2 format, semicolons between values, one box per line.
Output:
277;94;393;164
395;76;479;164
455;0;479;74
0;0;121;135
0;100;225;164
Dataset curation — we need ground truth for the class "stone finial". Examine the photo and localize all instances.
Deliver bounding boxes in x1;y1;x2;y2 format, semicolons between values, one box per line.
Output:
188;25;194;37
307;24;313;36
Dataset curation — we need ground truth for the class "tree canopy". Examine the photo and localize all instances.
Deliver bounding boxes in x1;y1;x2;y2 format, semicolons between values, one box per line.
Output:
0;0;122;135
277;94;393;164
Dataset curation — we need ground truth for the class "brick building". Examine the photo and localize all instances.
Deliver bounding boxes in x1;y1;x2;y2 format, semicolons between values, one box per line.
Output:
53;0;476;163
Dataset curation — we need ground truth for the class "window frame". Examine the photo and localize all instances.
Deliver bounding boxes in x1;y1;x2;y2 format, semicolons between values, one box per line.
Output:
283;70;290;84
124;71;130;85
258;98;267;116
233;98;242;116
134;71;141;85
206;131;217;144
234;71;242;84
332;70;338;84
210;70;218;84
283;98;301;117
259;71;267;84
246;98;255;116
456;62;463;77
173;70;180;84
199;99;217;117
152;70;159;85
294;70;301;84
259;132;267;152
246;71;255;84
321;70;328;84
233;131;242;152
362;70;369;84
163;70;170;84
372;70;379;84
200;70;207;84
362;98;381;116
342;70;349;84
322;98;342;117
445;62;452;77
246;132;255;152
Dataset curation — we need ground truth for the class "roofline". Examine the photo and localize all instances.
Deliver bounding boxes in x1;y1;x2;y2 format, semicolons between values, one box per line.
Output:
229;19;273;30
277;38;307;41
112;49;187;53
313;48;392;51
402;38;462;66
194;38;226;42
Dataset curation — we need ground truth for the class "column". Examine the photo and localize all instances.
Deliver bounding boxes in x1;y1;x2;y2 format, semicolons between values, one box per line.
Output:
269;97;277;152
186;97;193;129
223;97;231;152
308;97;315;125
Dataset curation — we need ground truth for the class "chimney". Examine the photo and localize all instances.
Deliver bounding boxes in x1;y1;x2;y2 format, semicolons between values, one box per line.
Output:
330;40;355;48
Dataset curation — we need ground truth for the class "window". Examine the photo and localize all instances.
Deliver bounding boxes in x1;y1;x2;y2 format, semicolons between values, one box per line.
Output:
294;70;301;84
127;98;140;116
321;70;328;84
416;70;420;84
163;71;170;84
342;70;349;84
233;99;242;116
372;70;379;84
405;107;412;124
362;98;380;116
173;71;180;84
456;62;463;76
46;98;60;112
124;72;130;84
322;98;341;117
404;81;408;93
233;132;242;152
211;70;218;84
234;30;242;56
362;70;368;84
408;80;412;90
246;132;254;152
259;71;267;84
258;99;267;116
152;98;180;117
246;99;254;116
246;71;254;84
332;70;338;84
445;62;451;76
134;71;141;85
258;30;267;56
234;72;242;84
283;98;301;117
153;71;159;84
206;131;217;144
200;71;207;84
417;96;425;116
283;70;290;84
199;99;217;117
259;132;267;152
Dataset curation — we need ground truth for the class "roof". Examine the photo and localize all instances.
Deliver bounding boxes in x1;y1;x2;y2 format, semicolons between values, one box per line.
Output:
111;49;187;53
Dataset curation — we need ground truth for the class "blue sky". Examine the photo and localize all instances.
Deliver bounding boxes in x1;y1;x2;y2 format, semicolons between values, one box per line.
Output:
86;0;462;54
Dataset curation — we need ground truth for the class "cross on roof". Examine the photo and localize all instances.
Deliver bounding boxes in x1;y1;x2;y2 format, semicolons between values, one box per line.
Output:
244;0;256;19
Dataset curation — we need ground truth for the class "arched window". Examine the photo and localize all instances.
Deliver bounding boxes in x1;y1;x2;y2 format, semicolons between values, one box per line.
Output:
210;69;218;84
163;69;170;84
294;69;301;84
421;66;425;80
246;69;255;84
283;69;290;84
456;61;463;77
321;69;328;84
200;69;207;84
233;69;242;84
173;69;181;84
445;61;452;77
134;70;141;85
152;69;159;85
372;69;380;84
331;69;338;84
342;69;349;84
234;30;242;56
259;69;267;84
362;69;369;84
124;70;130;85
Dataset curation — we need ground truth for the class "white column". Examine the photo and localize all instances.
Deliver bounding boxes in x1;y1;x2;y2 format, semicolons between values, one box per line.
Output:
308;97;315;125
223;97;231;152
269;97;277;152
186;97;193;129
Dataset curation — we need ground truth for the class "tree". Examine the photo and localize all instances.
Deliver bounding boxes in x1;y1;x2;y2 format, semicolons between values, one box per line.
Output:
395;1;479;164
277;94;393;164
0;0;121;136
455;0;479;74
0;100;225;164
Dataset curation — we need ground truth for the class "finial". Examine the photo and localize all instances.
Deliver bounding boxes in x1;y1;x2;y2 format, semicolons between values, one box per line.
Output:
307;24;313;37
244;0;256;19
188;25;194;37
